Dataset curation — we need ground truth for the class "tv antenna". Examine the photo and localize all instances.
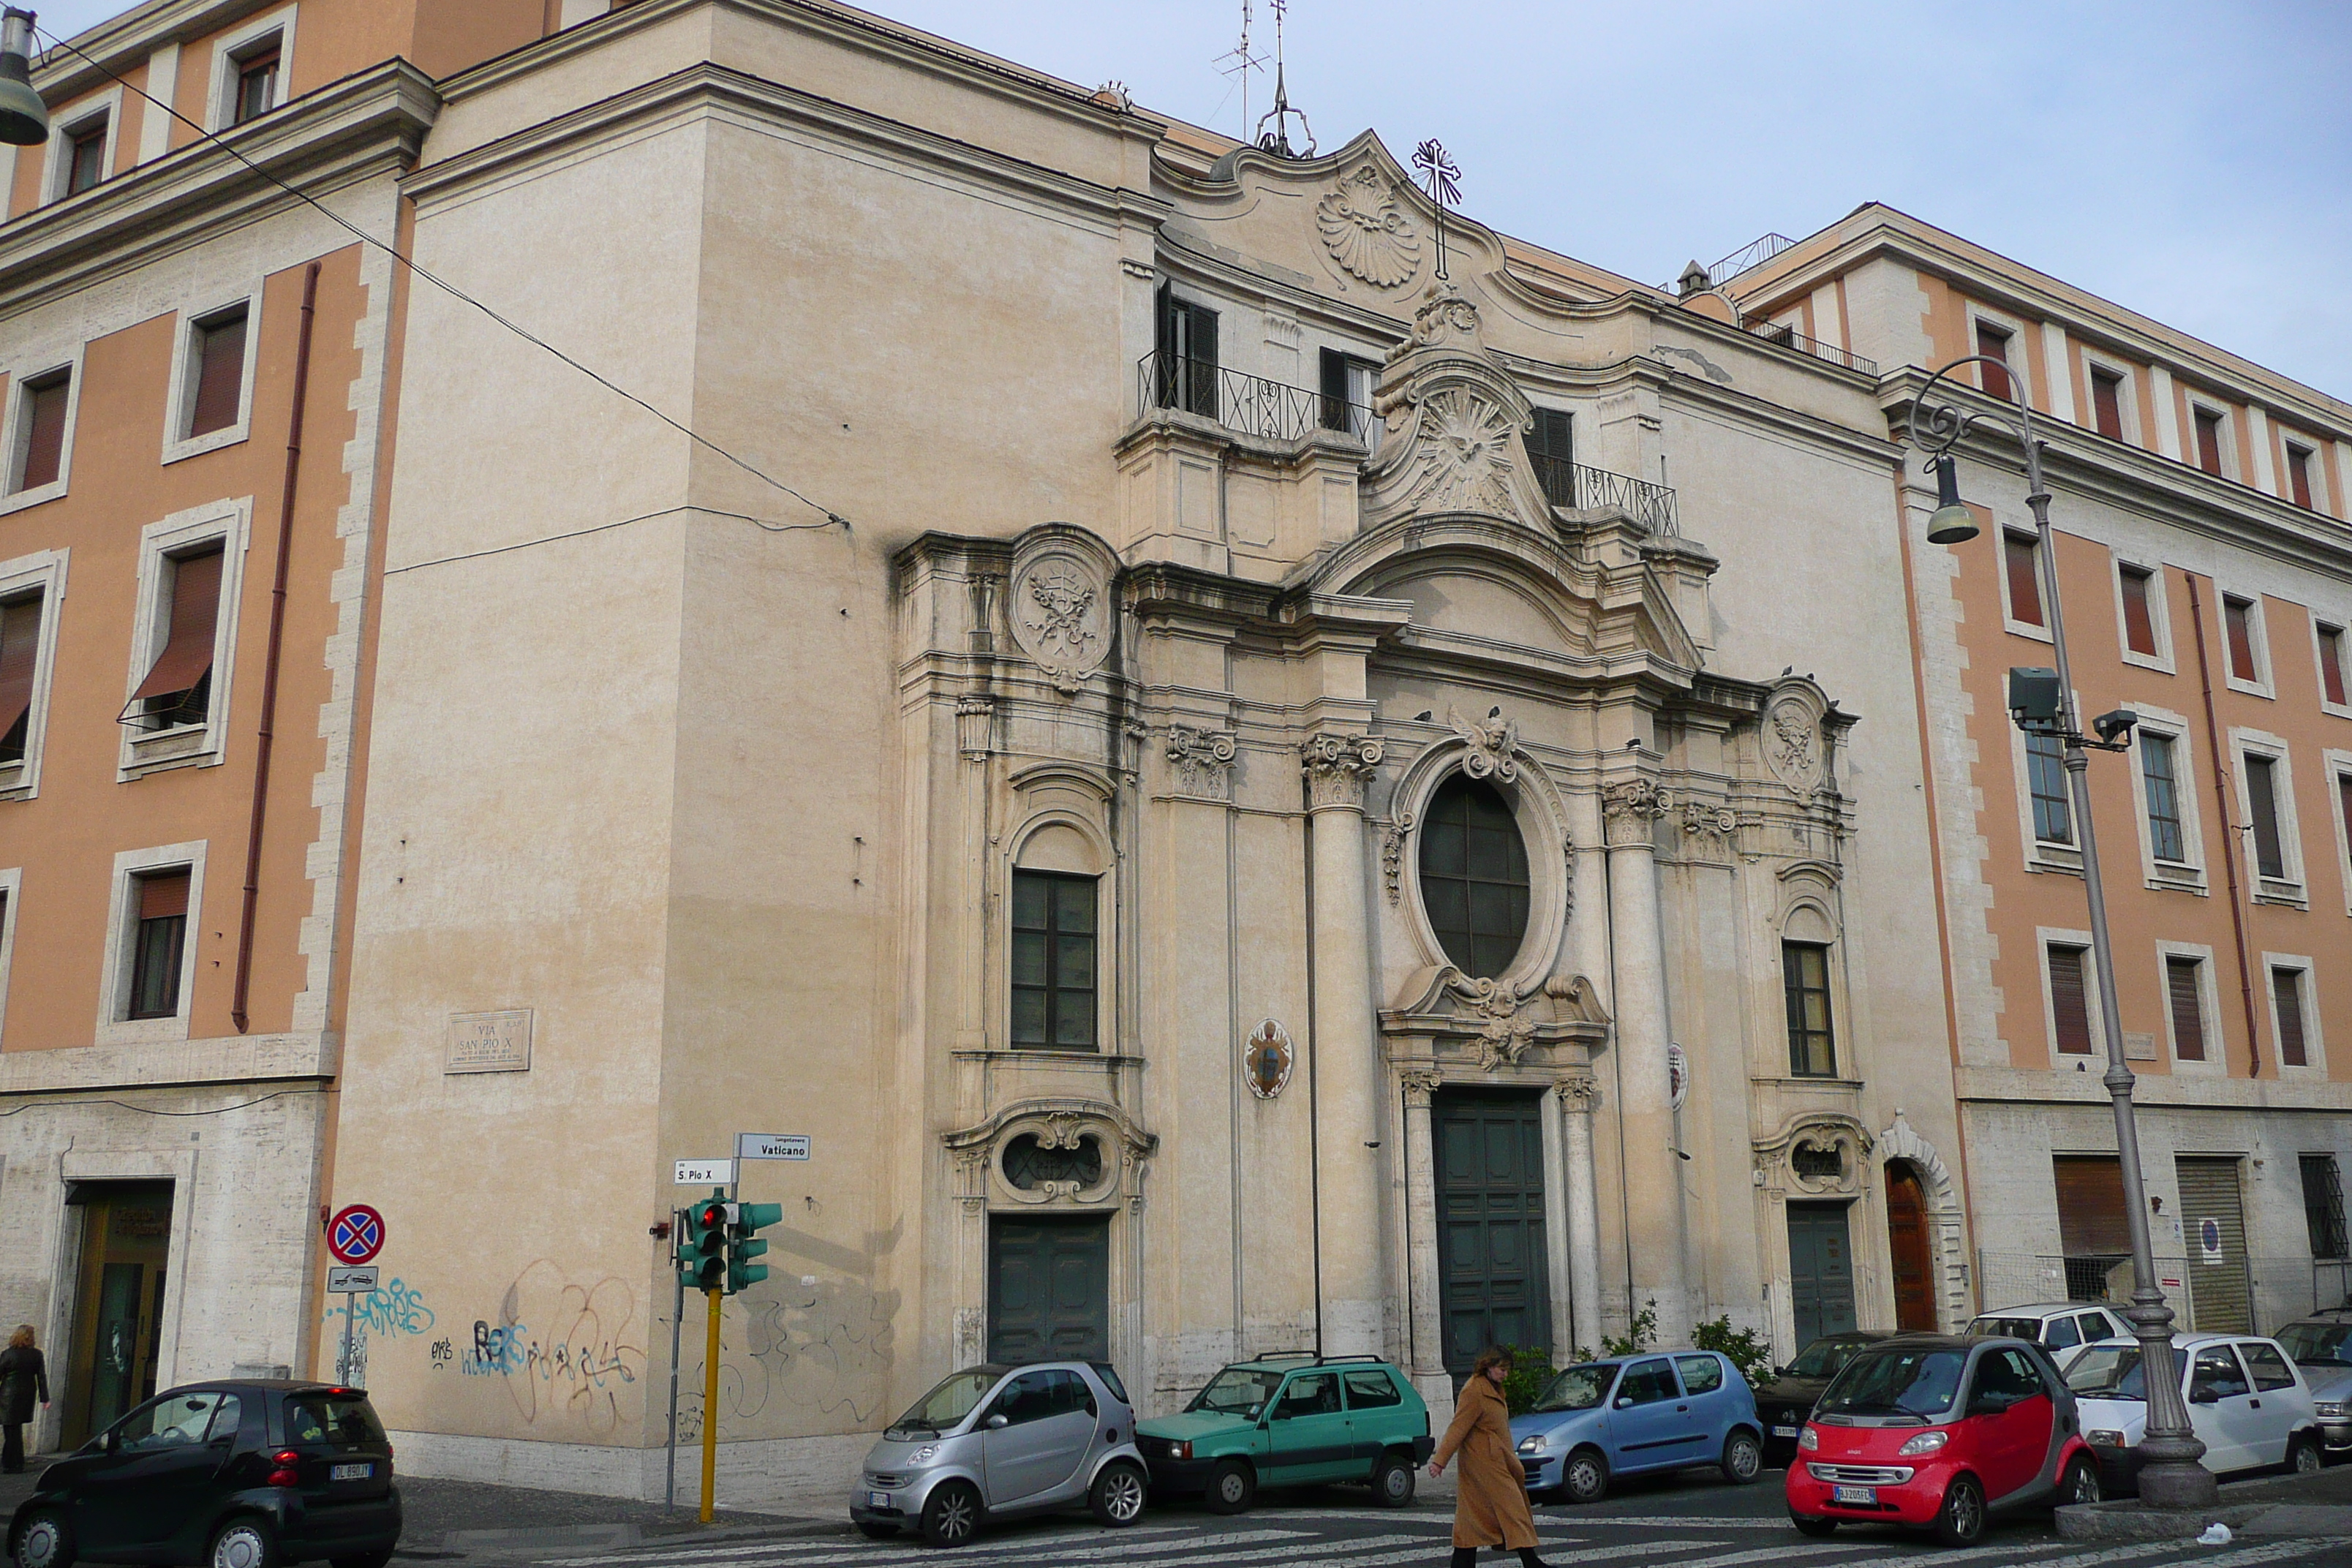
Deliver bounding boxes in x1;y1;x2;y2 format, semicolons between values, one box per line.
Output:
1254;0;1314;157
1213;1;1268;143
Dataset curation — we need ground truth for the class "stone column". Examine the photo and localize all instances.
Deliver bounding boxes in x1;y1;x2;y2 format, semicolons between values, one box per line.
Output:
1602;777;1689;1342
1400;1068;1447;1405
1555;1077;1603;1356
1303;731;1385;1356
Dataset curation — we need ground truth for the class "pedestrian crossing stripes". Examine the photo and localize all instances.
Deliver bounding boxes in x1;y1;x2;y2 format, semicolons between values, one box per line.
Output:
545;1524;1214;1567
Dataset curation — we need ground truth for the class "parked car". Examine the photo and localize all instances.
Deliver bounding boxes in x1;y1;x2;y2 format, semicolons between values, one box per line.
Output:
1133;1354;1431;1515
1967;1303;2133;1368
1785;1333;2100;1545
2272;1308;2352;1461
2065;1333;2323;1492
851;1361;1147;1547
1509;1349;1763;1504
7;1379;400;1568
1754;1332;1896;1466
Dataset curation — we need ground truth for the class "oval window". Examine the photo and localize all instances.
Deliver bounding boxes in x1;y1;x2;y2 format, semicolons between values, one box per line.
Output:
1417;774;1531;979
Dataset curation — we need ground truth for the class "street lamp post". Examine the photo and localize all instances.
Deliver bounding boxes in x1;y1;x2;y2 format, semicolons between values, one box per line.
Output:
1910;357;2219;1510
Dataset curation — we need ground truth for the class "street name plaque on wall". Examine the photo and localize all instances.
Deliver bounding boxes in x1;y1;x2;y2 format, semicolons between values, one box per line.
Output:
445;1009;533;1074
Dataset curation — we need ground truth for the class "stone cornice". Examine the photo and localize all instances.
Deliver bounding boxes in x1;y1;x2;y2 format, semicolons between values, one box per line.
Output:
29;0;270;102
1956;1065;2351;1112
0;1030;339;1095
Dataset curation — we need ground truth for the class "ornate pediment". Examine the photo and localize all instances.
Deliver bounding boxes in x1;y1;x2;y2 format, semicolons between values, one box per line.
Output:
1360;283;1560;535
1753;1111;1874;1197
1381;966;1610;1073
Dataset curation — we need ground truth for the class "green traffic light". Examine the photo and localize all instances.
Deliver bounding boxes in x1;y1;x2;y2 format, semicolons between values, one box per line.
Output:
678;1188;731;1292
722;1200;785;1295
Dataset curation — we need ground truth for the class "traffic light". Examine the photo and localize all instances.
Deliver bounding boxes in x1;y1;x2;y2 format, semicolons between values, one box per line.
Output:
678;1191;729;1292
725;1202;783;1294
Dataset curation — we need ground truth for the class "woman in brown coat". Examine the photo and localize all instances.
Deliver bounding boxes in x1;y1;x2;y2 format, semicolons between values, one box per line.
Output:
1428;1346;1550;1568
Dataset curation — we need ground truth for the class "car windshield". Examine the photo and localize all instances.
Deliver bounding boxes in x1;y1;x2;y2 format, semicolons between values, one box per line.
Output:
1816;1346;1967;1421
1786;1338;1865;1379
1968;1316;2043;1341
2065;1345;2145;1399
1530;1363;1616;1413
2277;1322;2352;1367
890;1367;1006;1435
1187;1368;1285;1416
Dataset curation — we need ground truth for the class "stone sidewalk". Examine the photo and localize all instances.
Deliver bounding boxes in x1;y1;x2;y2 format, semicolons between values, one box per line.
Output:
2056;1462;2352;1540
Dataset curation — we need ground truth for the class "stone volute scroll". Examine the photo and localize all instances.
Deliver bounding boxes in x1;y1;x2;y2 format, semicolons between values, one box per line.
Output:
1006;527;1117;695
1166;725;1237;799
1358;282;1559;535
1600;776;1670;845
1301;733;1383;810
942;1097;1158;1213
1752;1111;1875;1198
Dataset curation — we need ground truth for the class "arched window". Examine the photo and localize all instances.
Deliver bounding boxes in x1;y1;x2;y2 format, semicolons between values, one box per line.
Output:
1417;774;1529;979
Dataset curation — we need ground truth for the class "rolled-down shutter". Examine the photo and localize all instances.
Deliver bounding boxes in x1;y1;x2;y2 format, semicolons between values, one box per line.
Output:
2048;945;2094;1056
129;549;224;706
0;595;41;742
2175;1156;2251;1333
2054;1156;2130;1256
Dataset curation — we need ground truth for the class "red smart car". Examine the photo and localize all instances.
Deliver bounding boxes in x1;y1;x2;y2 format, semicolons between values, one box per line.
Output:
1785;1333;2101;1545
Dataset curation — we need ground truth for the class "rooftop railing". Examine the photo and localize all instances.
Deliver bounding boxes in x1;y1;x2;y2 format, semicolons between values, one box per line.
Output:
1746;319;1879;377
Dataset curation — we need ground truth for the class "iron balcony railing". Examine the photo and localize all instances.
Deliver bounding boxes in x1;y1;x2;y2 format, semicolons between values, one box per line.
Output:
1529;452;1679;536
1746;319;1879;377
1138;352;1374;448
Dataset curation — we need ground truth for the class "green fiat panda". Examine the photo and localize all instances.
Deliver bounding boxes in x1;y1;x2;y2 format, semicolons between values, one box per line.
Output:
1134;1354;1433;1514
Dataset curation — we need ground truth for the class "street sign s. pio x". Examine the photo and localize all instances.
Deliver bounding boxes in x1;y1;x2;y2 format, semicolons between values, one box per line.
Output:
328;1204;385;1264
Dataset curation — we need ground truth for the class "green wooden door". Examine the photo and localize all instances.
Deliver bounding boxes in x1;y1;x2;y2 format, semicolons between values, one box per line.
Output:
988;1214;1109;1363
1434;1091;1550;1375
1787;1202;1857;1346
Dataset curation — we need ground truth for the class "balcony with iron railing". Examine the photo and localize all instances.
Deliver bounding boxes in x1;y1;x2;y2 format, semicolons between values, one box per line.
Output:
1526;451;1679;537
1744;318;1879;377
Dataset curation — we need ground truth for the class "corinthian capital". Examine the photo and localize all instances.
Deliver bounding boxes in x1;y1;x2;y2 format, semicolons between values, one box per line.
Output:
1600;777;1669;844
1301;732;1384;811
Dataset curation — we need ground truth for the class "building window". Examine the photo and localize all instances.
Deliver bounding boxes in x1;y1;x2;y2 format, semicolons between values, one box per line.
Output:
1318;348;1381;451
1010;869;1095;1049
2119;564;2160;657
232;39;280;124
2285;442;2315;510
2004;532;2044;628
2048;943;2095;1055
2340;772;2352;877
2142;732;2186;863
2165;956;2207;1063
2302;1156;2348;1261
65;116;108;195
1417;774;1530;979
2318;622;2348;709
126;546;224;733
0;590;45;766
2223;595;2262;685
186;306;250;439
1975;321;2014;402
2271;965;2311;1069
1153;284;1218;421
1782;940;1836;1077
2193;407;2226;476
2244;754;2288;881
126;869;190;1019
2027;730;2071;845
2090;369;2126;441
1523;407;1575;509
7;369;71;495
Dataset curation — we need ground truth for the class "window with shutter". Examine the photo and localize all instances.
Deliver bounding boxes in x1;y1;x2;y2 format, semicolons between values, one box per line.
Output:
2119;565;2158;656
11;371;71;494
1975;322;2014;401
233;42;280;124
2090;370;2125;440
187;307;249;437
127;547;224;732
0;592;43;766
2053;1155;2130;1256
1523;408;1574;508
2166;956;2206;1061
66;118;108;195
2271;967;2309;1068
2005;532;2044;627
2340;773;2352;870
1318;348;1380;450
2285;443;2315;509
127;869;190;1019
2318;625;2347;707
2048;943;2094;1055
2194;408;2225;475
2243;755;2286;880
2223;595;2260;682
2141;733;2185;863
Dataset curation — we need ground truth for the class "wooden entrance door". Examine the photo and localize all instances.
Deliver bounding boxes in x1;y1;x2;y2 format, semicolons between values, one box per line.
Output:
1787;1201;1856;1347
1433;1091;1550;1374
64;1183;173;1447
1886;1161;1938;1331
988;1214;1110;1363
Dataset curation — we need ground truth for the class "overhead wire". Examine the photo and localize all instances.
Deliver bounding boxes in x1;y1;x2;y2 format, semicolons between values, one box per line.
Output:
29;23;849;535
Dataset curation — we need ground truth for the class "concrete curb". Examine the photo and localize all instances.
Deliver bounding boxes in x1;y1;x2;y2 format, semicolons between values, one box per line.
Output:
400;1518;848;1561
2054;1498;2352;1541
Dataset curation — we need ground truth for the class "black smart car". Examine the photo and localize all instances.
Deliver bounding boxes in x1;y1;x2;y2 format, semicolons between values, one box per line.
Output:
8;1380;399;1568
1753;1330;1895;1466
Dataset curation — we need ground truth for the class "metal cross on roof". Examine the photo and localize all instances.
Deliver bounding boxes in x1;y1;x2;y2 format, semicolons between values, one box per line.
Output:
1413;139;1461;280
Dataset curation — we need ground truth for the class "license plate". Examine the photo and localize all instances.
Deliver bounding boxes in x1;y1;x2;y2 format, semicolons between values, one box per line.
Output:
868;1490;891;1508
1772;1425;1799;1438
331;1463;372;1481
1833;1484;1877;1506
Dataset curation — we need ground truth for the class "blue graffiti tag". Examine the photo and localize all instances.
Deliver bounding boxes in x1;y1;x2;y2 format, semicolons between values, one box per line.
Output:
345;1278;436;1338
462;1320;531;1378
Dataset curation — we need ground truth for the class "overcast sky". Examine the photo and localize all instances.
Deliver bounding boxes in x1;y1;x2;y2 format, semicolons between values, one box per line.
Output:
31;0;2352;399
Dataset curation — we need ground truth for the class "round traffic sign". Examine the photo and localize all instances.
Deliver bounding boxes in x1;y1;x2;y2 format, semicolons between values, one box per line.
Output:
328;1204;385;1264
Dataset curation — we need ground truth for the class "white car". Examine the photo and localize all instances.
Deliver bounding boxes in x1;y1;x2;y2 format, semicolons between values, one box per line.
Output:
1969;1303;2133;1368
2064;1332;2323;1493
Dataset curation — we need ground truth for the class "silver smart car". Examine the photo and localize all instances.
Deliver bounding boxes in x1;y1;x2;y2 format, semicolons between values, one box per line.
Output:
851;1360;1147;1547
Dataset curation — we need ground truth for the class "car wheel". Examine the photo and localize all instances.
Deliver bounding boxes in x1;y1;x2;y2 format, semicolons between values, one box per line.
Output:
1371;1450;1416;1507
1934;1474;1986;1547
209;1517;280;1568
1202;1458;1255;1515
2060;1454;2102;1507
1561;1447;1608;1505
12;1507;75;1568
920;1480;983;1548
1788;1511;1836;1538
2289;1435;2323;1476
1721;1429;1763;1485
1088;1462;1147;1526
855;1521;900;1540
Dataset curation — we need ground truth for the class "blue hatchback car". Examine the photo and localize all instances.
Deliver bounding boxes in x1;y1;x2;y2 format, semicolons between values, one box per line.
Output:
1508;1350;1764;1504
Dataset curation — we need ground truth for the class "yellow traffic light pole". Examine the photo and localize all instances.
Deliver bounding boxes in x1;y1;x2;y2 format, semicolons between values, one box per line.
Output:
701;1285;721;1523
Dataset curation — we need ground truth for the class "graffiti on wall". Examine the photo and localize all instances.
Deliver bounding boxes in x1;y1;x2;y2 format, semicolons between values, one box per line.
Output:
321;1277;437;1387
460;1261;646;1436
